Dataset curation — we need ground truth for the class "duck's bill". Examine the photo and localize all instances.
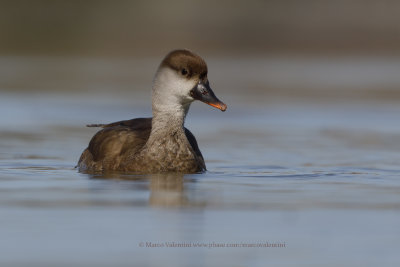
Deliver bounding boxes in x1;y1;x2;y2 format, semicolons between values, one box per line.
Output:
190;82;227;112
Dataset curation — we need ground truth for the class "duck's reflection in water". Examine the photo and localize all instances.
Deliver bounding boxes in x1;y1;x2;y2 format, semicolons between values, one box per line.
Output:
148;173;186;207
86;172;188;207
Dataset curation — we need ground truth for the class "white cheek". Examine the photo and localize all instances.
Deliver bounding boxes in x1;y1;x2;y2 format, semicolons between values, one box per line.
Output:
172;78;196;97
154;68;196;102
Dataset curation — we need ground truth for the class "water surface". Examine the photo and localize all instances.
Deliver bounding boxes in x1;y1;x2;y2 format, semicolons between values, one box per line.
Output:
1;57;400;266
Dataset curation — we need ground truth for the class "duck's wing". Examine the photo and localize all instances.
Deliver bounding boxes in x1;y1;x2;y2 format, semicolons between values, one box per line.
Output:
184;128;206;170
78;118;152;171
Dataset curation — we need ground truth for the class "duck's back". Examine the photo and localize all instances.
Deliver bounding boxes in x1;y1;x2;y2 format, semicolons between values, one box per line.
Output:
78;118;205;173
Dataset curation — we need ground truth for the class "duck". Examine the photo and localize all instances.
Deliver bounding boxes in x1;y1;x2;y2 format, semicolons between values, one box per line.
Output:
78;49;227;174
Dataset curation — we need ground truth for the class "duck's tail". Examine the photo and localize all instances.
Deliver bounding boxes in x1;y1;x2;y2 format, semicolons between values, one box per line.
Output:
86;124;106;128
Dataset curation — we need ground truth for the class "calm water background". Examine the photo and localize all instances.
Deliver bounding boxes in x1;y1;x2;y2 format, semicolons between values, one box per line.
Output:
1;55;400;266
3;1;400;266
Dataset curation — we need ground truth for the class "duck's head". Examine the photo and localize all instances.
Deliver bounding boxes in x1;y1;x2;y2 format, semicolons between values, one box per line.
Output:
152;49;227;114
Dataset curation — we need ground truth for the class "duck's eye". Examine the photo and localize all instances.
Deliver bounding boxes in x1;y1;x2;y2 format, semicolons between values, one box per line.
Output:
181;68;188;76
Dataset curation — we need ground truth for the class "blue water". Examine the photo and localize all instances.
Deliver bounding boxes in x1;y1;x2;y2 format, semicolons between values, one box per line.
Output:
1;56;400;266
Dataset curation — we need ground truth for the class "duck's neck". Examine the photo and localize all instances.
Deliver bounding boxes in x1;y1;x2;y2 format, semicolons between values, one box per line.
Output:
148;67;193;144
148;103;190;143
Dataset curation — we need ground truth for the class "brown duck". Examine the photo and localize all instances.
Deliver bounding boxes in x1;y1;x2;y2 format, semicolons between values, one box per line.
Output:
78;49;227;174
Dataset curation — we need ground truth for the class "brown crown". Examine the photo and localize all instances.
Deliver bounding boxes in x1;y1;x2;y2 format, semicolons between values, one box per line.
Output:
160;49;208;79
